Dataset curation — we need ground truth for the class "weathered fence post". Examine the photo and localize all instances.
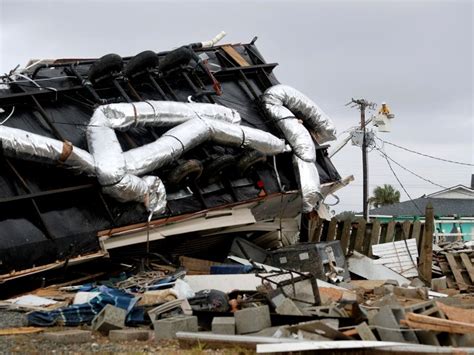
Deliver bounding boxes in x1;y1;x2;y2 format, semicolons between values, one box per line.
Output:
418;203;434;284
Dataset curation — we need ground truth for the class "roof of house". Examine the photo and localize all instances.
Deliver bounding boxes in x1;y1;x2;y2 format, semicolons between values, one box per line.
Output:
369;197;474;217
427;185;474;199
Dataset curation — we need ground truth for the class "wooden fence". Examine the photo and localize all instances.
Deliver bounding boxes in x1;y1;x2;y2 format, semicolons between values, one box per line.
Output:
307;217;425;257
302;204;434;282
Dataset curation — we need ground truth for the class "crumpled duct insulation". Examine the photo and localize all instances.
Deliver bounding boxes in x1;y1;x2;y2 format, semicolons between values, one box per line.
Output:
0;125;95;175
88;101;288;213
261;84;336;213
261;84;336;146
292;156;323;213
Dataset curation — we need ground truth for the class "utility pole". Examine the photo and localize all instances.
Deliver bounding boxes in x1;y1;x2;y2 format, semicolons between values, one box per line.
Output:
350;99;373;220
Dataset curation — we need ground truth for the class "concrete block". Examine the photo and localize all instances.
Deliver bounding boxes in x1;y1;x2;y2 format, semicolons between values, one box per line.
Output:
371;294;401;308
153;315;198;339
409;278;426;288
416;331;440;346
43;330;91;344
275;298;303;316
109;329;150;342
356;322;377;341
370;306;405;343
91;304;126;334
393;286;429;300
374;285;394;296
431;277;447;291
304;305;348;317
212;317;235;335
235;305;271;334
384;279;399;286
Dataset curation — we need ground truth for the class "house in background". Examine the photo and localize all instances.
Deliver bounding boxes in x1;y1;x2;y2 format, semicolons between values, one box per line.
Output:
368;177;474;242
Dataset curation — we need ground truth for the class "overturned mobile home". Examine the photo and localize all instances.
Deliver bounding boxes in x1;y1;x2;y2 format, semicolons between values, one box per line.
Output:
0;34;352;282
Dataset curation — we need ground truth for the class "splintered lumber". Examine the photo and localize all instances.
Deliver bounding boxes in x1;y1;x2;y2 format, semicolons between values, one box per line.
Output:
0;327;44;336
354;219;366;252
221;46;250;67
445;253;469;291
326;218;337;241
460;253;474;283
436;302;474;324
418;203;433;283
404;312;474;334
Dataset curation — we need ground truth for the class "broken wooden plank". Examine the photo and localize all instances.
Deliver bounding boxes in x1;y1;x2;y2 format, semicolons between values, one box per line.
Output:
436;302;474;324
221;45;250;67
340;220;352;255
438;260;457;289
385;221;396;243
404;312;474;334
0;327;44;336
354;219;366;253
402;220;411;239
445;253;468;291
368;220;381;257
460;253;474;283
326;218;338;241
412;220;422;245
418;203;433;284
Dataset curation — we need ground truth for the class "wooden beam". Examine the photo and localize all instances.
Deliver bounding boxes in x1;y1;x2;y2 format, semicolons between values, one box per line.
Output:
402;220;411;239
354;219;366;252
367;220;381;257
412;220;422;245
340;220;352;255
460;253;474;283
326;218;338;241
418;203;434;284
221;45;250;67
404;312;474;334
445;253;468;291
385;221;396;243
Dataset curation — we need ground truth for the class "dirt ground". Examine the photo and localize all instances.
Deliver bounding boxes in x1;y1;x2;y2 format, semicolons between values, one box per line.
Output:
0;310;253;354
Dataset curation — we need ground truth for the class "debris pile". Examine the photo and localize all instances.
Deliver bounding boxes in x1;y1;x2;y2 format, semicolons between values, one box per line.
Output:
2;231;474;353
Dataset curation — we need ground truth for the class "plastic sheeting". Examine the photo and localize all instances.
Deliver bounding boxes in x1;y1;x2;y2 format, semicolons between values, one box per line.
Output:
261;84;336;212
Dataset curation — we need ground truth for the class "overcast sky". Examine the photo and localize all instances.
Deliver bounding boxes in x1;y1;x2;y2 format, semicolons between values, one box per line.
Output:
1;0;472;213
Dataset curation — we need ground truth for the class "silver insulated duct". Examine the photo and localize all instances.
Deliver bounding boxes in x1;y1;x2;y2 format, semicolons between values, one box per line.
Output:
0;125;95;175
261;84;337;212
87;100;289;214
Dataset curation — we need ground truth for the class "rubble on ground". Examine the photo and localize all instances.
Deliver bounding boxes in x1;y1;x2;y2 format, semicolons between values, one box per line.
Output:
2;232;474;354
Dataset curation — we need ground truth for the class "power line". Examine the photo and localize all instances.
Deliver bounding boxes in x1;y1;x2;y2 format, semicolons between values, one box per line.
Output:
377;146;424;215
378;138;474;167
376;145;474;199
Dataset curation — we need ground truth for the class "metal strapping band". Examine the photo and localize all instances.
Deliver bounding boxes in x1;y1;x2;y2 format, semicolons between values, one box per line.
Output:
144;101;156;116
131;103;138;125
59;140;73;162
163;134;185;154
240;127;246;148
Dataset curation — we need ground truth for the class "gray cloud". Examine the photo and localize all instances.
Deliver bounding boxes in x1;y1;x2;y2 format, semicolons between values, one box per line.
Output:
0;0;472;212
